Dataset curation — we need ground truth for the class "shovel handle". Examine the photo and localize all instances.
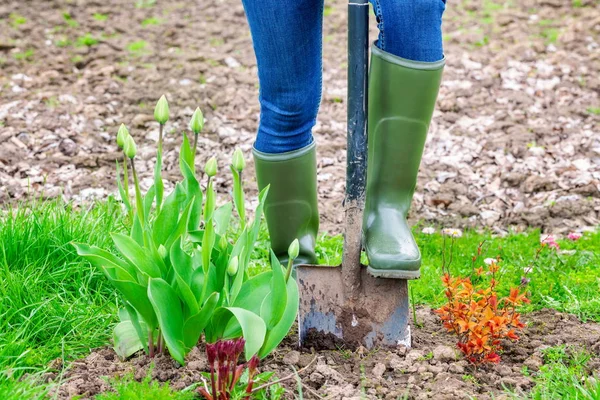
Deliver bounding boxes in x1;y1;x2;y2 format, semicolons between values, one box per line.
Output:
342;0;369;299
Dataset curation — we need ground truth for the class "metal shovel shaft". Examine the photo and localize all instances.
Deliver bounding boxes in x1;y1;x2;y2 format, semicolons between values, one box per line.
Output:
343;0;370;300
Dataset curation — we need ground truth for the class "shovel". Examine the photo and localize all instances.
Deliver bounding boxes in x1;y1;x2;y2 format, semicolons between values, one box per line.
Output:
296;0;411;349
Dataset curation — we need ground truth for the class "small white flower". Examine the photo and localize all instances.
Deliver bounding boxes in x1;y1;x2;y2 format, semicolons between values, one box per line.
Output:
523;266;534;274
442;228;463;238
484;258;496;265
422;227;435;235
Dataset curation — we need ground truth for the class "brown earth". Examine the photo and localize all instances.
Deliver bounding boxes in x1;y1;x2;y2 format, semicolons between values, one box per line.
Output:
48;307;600;399
0;0;599;234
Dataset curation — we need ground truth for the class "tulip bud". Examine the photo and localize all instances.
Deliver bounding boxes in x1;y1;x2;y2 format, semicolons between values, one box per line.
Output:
189;107;204;134
124;135;137;159
231;148;245;172
117;123;129;149
154;95;169;124
204;157;217;177
157;244;167;260
288;239;300;261
227;256;239;276
219;235;228;251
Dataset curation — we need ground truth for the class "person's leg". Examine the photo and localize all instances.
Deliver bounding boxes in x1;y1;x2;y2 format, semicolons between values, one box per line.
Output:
370;0;445;62
241;0;324;154
242;0;323;264
363;0;445;278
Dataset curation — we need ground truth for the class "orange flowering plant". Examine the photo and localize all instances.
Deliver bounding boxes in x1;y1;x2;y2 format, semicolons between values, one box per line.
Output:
434;240;531;365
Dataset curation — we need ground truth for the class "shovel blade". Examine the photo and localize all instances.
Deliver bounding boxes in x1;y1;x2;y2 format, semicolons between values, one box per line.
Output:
297;264;411;349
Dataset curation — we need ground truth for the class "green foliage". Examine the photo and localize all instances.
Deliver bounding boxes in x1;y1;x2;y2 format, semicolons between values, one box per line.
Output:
0;375;49;400
142;17;161;26
76;33;99;47
587;107;600;115
97;370;195;400
13;49;34;61
93;13;108;21
0;200;123;380
127;40;149;56
509;346;600;399
135;0;157;8
9;13;27;28
75;98;299;365
62;12;79;28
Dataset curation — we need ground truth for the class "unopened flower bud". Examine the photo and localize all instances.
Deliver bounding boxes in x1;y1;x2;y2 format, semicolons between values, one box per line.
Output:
219;235;228;251
117;123;129;149
124;135;137;159
154;95;169;124
205;157;217;177
189;107;204;134
227;256;239;276
232;148;245;172
157;244;168;260
288;239;300;261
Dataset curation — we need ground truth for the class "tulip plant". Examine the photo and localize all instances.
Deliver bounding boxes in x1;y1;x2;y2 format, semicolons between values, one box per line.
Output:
74;96;299;365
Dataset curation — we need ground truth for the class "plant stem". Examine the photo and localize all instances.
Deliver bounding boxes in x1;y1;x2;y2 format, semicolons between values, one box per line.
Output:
410;285;419;327
193;132;198;159
148;329;155;357
285;258;293;283
158;123;164;154
122;155;130;200
130;159;145;227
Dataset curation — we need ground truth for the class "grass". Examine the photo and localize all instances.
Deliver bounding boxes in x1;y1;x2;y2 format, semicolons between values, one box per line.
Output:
507;345;600;399
96;370;195;400
0;199;598;397
0;199;124;383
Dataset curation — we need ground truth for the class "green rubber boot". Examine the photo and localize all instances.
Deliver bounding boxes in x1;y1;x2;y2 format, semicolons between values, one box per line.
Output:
253;141;319;266
363;46;444;279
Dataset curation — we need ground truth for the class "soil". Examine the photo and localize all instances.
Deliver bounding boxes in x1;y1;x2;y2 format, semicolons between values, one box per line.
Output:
48;307;600;399
0;0;599;234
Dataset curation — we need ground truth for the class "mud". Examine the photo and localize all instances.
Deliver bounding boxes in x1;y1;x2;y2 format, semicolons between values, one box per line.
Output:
49;307;600;399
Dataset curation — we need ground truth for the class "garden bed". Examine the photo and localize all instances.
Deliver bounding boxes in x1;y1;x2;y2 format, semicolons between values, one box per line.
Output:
50;307;600;399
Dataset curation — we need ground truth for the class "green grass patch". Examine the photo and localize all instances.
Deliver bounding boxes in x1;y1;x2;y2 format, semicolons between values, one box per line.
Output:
9;13;27;28
510;345;600;399
141;17;161;26
587;107;600;115
96;370;195;400
0;199;124;382
127;40;149;56
93;13;109;21
62;12;79;28
75;33;99;47
13;49;34;61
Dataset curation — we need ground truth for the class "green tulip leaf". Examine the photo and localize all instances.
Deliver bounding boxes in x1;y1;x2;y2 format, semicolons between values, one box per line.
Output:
147;278;186;365
258;276;299;359
143;184;156;219
111;233;162;278
213;202;233;236
182;292;219;349
180;159;203;231
179;134;195;175
170;237;199;316
214;307;266;359
165;197;194;249
260;250;287;329
153;183;187;246
113;320;146;360
124;303;148;354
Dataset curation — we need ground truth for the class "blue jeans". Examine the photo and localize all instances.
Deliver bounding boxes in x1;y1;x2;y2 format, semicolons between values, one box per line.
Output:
242;0;446;154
